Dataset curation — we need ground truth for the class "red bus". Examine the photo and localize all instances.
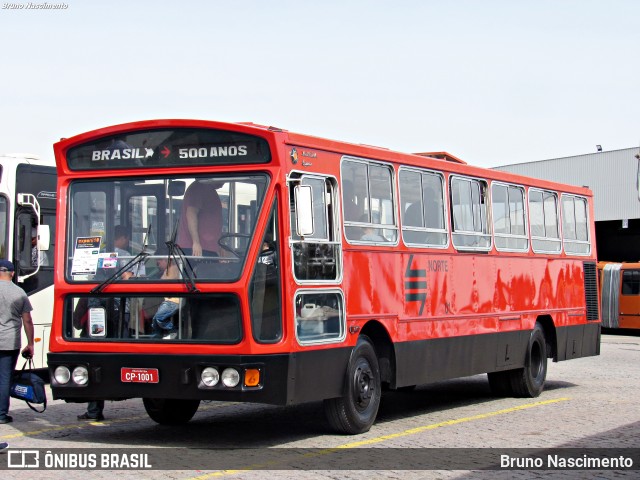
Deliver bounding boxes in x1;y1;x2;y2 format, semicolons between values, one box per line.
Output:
48;120;600;434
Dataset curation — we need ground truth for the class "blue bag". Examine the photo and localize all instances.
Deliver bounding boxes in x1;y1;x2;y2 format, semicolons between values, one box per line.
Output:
10;359;47;413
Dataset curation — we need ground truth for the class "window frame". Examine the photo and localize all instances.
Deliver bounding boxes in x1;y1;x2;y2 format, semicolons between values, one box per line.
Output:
491;181;529;253
622;269;640;296
449;174;491;252
340;156;399;246
66;174;270;283
294;288;346;346
528;187;562;254
561;193;591;256
398;166;449;249
288;172;342;285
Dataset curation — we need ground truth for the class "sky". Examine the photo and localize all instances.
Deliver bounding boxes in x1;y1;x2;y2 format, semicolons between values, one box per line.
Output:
1;0;639;168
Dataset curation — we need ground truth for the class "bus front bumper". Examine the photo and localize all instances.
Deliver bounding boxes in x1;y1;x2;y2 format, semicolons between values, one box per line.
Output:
48;348;351;405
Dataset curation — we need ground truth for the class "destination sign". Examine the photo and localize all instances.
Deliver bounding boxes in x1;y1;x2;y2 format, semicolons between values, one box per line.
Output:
67;127;271;170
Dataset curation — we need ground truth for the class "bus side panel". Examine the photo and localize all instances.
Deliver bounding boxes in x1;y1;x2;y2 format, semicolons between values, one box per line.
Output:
619;292;640;328
394;322;600;387
289;347;352;404
393;331;528;387
556;323;600;360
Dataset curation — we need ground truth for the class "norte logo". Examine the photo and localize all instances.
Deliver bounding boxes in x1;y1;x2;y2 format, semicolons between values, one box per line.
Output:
405;254;427;316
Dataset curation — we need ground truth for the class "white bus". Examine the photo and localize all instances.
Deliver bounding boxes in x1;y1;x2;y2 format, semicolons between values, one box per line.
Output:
0;153;56;375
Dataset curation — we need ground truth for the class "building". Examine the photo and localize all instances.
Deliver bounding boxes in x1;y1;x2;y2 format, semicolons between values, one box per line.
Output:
494;147;640;262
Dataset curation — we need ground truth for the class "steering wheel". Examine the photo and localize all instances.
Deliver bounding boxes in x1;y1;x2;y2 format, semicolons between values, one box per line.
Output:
218;233;251;258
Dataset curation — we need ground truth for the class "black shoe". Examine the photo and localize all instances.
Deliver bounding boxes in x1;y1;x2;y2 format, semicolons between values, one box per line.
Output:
77;413;105;421
0;442;8;450
0;416;13;424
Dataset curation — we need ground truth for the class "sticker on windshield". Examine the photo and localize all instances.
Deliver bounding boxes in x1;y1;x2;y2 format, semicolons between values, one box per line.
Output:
89;307;106;337
71;236;102;276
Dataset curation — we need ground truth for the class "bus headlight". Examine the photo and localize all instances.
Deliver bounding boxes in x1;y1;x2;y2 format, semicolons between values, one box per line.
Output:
201;367;220;387
221;368;240;388
72;366;89;386
54;366;70;385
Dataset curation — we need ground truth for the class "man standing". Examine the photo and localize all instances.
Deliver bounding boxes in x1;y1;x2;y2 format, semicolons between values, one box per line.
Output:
177;179;222;256
0;260;34;424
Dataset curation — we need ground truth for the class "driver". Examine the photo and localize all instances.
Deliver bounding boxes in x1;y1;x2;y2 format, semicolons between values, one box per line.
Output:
177;179;223;256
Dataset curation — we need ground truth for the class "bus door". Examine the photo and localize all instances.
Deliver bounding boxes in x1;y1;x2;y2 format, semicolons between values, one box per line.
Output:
13;163;56;370
14;163;56;286
13;194;45;283
289;173;345;344
13;192;52;370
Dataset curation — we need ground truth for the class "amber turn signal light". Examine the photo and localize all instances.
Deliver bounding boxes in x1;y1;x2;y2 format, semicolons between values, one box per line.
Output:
244;368;261;387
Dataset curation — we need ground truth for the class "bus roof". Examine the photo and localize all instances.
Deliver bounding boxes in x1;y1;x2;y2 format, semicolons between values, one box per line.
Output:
54;119;593;197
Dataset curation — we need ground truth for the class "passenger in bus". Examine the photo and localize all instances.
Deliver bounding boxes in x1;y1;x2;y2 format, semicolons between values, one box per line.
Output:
114;224;144;277
404;202;423;228
150;246;181;340
177;179;222;257
359;214;385;242
30;226;49;267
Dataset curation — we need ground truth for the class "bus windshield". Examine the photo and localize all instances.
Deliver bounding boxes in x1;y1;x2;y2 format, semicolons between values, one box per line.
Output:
66;174;269;283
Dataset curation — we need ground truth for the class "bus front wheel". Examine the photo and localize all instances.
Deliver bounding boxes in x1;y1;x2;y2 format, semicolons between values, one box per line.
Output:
323;335;381;434
142;398;201;425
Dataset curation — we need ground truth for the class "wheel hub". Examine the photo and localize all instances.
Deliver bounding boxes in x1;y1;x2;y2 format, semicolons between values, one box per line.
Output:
353;363;374;409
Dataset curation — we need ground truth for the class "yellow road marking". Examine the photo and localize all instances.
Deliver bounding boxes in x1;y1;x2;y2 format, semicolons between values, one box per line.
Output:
337;397;570;448
186;397;571;478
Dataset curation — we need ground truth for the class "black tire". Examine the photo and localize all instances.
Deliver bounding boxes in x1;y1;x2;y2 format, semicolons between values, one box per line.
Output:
511;324;547;397
323;335;381;434
142;398;201;425
487;324;548;398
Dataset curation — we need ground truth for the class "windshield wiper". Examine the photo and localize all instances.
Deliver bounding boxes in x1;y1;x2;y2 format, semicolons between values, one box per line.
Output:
90;250;149;294
91;225;151;294
164;219;199;293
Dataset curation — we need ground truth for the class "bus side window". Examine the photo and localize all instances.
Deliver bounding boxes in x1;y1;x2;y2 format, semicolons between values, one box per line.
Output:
295;291;344;344
622;270;640;295
290;175;339;282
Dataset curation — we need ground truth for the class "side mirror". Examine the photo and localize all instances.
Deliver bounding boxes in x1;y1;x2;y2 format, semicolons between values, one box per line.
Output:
16;214;34;270
294;185;314;237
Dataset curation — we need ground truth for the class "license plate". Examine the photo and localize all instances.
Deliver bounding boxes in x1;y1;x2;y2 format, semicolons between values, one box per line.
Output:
121;367;159;383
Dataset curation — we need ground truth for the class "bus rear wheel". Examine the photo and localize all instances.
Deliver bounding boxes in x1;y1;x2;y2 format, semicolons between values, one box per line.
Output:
488;324;548;398
323;335;381;435
513;324;548;397
142;398;201;425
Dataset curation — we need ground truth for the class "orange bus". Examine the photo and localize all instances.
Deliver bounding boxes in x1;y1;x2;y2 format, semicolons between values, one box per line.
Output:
599;261;640;330
48;120;600;434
